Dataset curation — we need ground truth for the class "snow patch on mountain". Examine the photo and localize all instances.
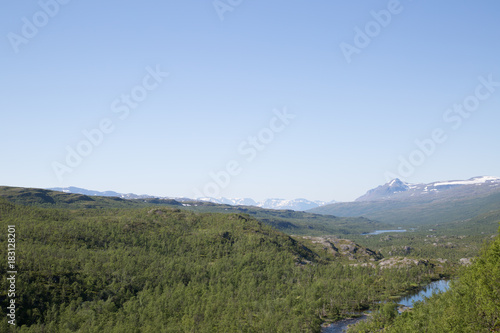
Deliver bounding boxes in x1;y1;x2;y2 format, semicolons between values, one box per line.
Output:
48;187;335;211
356;176;500;202
197;197;336;211
433;176;500;187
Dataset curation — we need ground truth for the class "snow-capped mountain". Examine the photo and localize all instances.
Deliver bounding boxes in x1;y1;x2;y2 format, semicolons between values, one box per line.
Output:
197;197;336;211
356;176;500;202
197;197;259;206
48;187;335;211
260;198;329;211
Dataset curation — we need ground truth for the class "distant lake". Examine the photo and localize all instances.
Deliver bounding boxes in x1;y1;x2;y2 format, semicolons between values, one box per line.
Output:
362;229;407;235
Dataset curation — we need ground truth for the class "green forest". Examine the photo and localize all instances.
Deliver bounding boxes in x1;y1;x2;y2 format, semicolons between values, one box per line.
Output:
0;188;498;332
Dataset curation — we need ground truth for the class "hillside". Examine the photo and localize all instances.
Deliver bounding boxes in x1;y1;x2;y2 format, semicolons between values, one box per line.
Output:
0;186;181;209
356;176;500;202
0;186;388;236
309;177;500;227
0;198;442;332
48;186;336;211
179;200;389;236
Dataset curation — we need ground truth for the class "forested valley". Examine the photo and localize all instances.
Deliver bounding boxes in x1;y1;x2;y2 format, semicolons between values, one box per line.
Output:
0;188;498;332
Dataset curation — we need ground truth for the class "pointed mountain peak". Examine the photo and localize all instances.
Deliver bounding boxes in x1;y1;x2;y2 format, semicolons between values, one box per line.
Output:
356;179;410;202
387;178;405;186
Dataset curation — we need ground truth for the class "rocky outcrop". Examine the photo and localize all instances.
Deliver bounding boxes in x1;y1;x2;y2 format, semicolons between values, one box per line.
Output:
378;257;433;269
300;236;382;261
459;258;472;266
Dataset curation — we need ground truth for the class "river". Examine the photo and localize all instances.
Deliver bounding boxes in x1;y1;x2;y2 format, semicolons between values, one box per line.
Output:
321;280;450;332
398;279;449;308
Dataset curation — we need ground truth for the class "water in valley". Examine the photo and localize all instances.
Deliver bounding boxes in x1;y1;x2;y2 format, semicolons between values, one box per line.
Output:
362;229;407;235
322;280;450;332
398;279;450;308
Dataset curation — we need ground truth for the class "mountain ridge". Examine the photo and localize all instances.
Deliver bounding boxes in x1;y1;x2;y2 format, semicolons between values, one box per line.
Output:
0;185;389;236
309;176;500;226
48;186;336;211
356;176;500;202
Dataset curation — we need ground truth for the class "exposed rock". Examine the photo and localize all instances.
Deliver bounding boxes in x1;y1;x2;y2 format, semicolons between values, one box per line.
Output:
301;236;382;260
378;257;432;269
459;258;472;266
148;209;164;215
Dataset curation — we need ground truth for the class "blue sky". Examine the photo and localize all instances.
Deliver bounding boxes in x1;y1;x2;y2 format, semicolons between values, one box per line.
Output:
1;0;500;202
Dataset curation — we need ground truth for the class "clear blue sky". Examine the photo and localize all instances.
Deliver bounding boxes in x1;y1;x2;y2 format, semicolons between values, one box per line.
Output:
1;0;500;202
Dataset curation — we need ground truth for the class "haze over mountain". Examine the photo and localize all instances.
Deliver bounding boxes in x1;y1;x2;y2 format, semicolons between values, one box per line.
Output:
48;187;336;211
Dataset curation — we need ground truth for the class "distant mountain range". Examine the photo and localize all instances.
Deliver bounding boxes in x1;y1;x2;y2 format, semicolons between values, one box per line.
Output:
49;176;500;216
309;176;500;226
356;176;500;202
196;197;336;211
48;187;336;211
48;186;162;200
